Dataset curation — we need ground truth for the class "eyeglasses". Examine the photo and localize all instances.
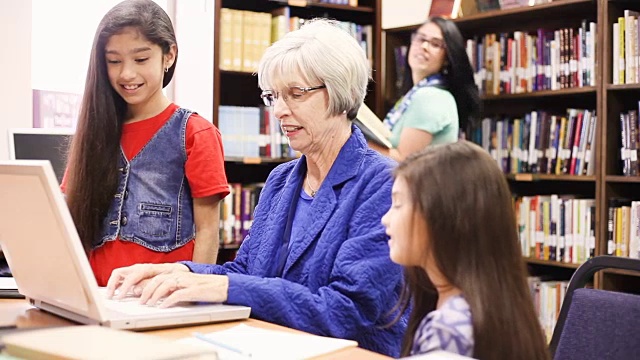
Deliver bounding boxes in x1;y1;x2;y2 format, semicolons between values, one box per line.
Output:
260;85;326;107
411;33;446;52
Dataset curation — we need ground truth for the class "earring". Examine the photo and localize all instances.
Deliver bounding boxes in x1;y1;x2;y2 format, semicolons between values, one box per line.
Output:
442;67;449;75
164;67;169;73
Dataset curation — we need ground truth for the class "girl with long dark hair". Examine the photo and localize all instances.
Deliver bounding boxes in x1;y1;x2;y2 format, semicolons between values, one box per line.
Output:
382;141;549;359
64;0;228;286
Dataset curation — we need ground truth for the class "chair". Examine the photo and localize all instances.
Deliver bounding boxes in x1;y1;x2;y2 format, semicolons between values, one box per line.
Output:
549;255;640;360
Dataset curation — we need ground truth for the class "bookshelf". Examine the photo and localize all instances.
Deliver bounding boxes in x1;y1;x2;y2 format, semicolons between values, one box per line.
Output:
384;0;601;263
600;0;640;294
213;0;383;263
384;0;640;293
383;0;605;335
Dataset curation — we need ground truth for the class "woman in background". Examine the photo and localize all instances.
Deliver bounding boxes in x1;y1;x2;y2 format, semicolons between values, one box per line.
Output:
382;141;549;359
371;17;480;162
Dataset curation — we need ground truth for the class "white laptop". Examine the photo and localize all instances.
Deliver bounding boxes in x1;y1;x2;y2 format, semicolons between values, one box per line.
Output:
0;160;251;330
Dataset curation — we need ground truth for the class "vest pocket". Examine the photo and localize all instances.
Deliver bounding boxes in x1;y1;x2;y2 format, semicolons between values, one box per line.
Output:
138;203;172;237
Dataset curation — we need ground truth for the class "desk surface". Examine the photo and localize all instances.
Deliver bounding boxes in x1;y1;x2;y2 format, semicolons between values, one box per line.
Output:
0;299;390;359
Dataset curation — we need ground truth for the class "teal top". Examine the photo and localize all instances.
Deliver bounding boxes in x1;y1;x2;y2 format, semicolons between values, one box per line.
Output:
389;86;459;148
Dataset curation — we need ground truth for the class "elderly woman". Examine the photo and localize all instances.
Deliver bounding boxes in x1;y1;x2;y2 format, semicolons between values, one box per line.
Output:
106;19;405;357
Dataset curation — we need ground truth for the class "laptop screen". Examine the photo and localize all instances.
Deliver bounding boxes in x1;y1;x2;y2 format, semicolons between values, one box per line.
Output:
8;129;73;184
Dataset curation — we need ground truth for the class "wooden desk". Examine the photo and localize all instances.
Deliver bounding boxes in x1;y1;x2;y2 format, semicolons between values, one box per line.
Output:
0;299;390;359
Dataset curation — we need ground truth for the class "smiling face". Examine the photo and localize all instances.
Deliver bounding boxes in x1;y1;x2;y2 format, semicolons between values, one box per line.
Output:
382;175;429;267
104;27;175;117
271;75;346;156
408;22;447;82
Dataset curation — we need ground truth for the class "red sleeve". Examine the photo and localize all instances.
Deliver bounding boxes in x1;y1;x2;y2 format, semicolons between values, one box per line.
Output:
185;114;230;199
60;168;69;193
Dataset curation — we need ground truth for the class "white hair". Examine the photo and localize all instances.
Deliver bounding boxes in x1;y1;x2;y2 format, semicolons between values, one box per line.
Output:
257;18;371;119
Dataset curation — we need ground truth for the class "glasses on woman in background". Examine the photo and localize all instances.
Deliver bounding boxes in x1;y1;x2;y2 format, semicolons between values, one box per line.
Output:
410;33;446;52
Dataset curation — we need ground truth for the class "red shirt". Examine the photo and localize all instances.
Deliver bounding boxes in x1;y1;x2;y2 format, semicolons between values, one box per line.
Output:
64;104;229;286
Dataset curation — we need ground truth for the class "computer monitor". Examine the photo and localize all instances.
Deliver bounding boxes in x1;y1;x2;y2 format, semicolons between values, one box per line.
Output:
7;128;74;184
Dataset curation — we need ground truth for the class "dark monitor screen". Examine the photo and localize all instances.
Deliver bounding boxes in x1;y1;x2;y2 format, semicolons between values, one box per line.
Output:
9;129;73;184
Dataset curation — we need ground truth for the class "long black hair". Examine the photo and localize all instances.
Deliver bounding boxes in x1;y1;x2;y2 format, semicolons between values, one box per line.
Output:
400;16;481;131
65;0;177;253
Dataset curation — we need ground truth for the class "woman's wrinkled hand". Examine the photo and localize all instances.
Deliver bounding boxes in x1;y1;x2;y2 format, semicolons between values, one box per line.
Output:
106;263;190;300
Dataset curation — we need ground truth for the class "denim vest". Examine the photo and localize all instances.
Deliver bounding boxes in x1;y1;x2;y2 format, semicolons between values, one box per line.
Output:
96;107;195;252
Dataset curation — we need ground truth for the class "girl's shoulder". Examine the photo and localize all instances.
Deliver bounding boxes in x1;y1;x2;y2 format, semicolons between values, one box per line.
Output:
413;295;474;356
436;294;472;320
180;108;215;132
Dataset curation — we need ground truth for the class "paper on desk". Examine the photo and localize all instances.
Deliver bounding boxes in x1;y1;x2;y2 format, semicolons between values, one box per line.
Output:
175;324;358;360
0;277;17;290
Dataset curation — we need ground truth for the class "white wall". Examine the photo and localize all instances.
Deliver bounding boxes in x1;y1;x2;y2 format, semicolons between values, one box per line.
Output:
0;0;32;160
173;0;215;122
31;0;169;95
382;0;431;30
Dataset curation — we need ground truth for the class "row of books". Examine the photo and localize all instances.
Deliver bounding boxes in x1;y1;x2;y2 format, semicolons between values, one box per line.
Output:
311;0;358;5
218;105;297;159
219;7;373;73
219;183;265;246
471;109;597;175
619;107;640;176
612;10;640;85
528;277;569;341
466;21;597;95
606;199;640;259
516;196;596;264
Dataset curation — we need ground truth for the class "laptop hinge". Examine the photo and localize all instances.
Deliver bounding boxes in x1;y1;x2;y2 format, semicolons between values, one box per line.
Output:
30;298;101;326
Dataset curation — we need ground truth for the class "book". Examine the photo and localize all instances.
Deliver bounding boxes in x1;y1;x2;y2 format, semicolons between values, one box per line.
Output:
354;103;393;149
460;0;478;17
176;323;358;359
2;325;217;360
428;0;462;19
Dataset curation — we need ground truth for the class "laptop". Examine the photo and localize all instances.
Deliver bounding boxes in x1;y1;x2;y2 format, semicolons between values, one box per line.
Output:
0;160;251;330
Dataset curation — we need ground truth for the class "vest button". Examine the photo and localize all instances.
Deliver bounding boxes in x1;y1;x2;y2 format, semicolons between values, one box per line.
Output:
121;216;128;226
124;190;129;199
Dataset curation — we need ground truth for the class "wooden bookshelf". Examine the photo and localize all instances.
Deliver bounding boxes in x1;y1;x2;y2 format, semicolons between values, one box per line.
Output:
599;0;640;289
603;268;640;277
506;174;597;182
481;87;597;101
525;258;582;269
606;83;640;91
383;0;603;287
454;0;595;32
305;2;375;12
605;175;640;183
214;0;383;120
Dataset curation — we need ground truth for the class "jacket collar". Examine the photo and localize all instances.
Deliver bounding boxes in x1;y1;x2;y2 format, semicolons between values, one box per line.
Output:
280;125;368;275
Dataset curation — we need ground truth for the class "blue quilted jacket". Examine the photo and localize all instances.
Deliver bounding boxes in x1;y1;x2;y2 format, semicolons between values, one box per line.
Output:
182;126;406;357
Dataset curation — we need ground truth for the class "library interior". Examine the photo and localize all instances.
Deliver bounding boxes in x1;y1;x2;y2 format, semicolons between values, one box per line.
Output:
2;0;640;359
